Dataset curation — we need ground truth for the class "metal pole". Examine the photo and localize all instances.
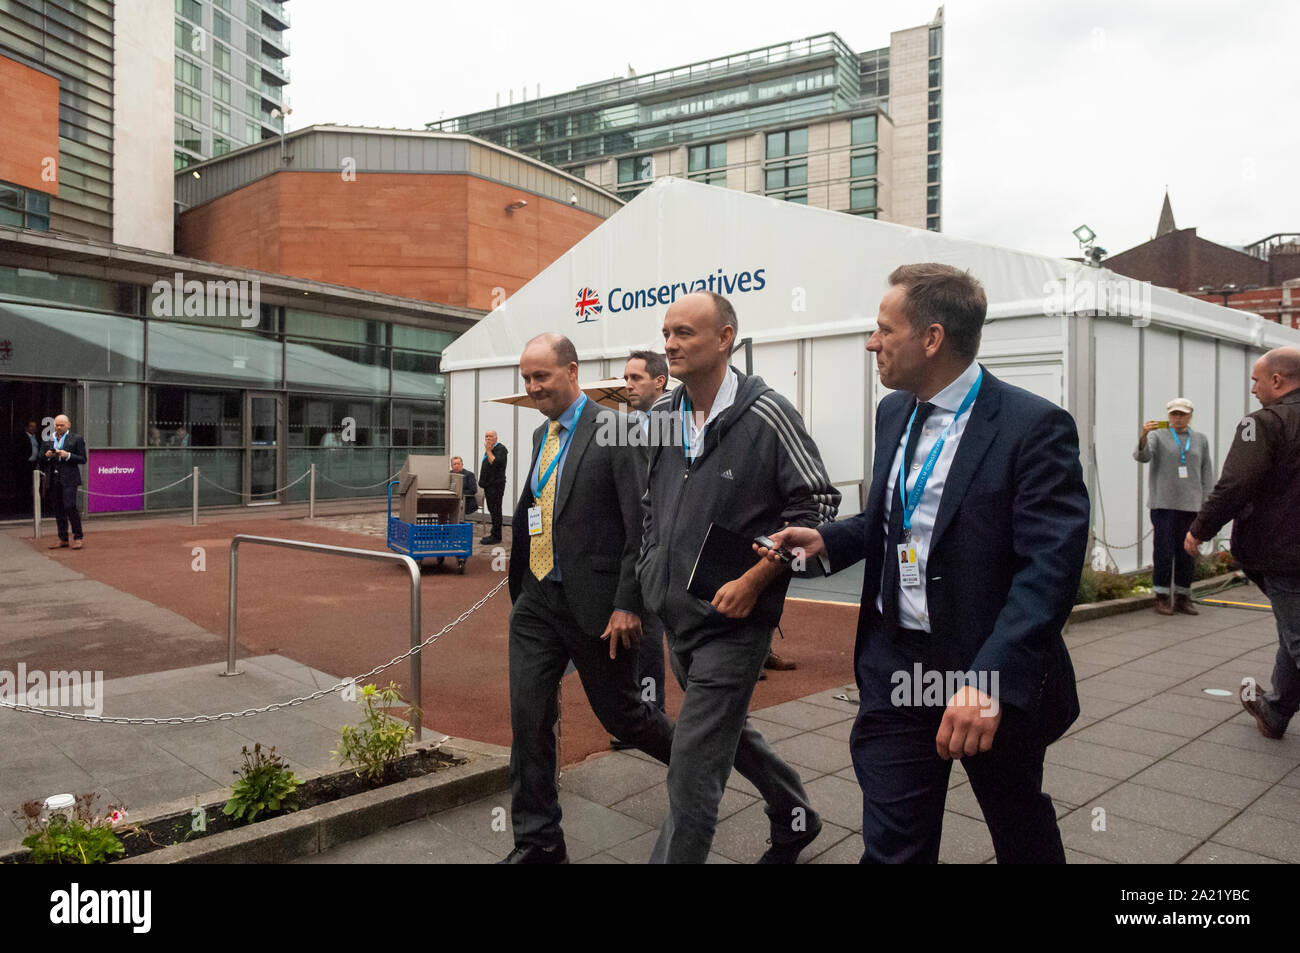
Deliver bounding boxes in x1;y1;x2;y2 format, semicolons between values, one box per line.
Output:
223;539;240;677
410;552;422;739
32;469;42;539
223;534;423;734
192;466;199;526
309;463;316;519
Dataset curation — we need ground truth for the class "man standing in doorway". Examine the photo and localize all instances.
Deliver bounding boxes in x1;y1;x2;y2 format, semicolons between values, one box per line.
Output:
479;429;508;544
41;414;87;550
1186;346;1300;740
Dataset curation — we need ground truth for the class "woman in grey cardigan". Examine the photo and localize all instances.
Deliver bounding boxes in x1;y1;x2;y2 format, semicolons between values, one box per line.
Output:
1135;397;1215;615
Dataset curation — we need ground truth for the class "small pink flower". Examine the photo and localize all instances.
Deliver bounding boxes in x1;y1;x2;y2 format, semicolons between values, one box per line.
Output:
107;809;126;824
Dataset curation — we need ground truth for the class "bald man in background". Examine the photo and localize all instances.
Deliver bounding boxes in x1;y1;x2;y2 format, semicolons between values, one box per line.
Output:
41;414;87;550
1187;346;1300;740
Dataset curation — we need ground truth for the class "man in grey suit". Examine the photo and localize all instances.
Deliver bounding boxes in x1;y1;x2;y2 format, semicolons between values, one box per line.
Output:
501;333;675;864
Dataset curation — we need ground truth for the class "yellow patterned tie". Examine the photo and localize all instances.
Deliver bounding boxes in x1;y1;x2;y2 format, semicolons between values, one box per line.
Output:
529;420;563;580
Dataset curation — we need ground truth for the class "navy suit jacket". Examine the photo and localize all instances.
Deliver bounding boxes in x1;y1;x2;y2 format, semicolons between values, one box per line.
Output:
508;400;646;636
819;368;1089;745
40;433;87;488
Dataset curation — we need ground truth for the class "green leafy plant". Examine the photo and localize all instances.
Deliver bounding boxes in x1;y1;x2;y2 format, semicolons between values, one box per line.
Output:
1195;550;1237;581
223;743;301;824
333;682;420;784
15;793;127;864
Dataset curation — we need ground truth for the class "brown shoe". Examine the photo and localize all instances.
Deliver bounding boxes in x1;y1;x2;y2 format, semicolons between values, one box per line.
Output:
1154;594;1174;615
1241;683;1284;740
48;539;69;549
764;651;797;671
70;539;83;550
1174;595;1198;615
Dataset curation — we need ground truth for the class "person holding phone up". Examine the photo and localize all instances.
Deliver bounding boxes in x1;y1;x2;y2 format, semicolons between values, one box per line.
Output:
1135;398;1215;615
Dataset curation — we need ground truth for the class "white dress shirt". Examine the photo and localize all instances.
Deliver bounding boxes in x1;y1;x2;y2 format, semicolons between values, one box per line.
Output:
876;360;981;632
684;367;738;458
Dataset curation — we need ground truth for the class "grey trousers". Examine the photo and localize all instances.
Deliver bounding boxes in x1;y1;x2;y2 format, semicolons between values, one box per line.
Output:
1253;572;1300;733
508;576;674;848
650;620;814;864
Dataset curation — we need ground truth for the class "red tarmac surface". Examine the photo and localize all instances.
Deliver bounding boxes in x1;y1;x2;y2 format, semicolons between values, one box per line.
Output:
19;518;860;765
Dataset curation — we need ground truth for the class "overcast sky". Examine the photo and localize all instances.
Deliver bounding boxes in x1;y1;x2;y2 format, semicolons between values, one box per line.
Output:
286;0;1299;259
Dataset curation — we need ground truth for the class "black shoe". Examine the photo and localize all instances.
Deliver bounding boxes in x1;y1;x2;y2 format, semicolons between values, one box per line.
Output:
1241;683;1285;740
480;534;501;545
757;815;822;864
609;737;636;751
498;842;569;864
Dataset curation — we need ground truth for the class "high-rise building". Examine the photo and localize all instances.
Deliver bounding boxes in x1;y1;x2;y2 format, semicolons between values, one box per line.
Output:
429;11;944;230
1;1;289;253
172;0;291;169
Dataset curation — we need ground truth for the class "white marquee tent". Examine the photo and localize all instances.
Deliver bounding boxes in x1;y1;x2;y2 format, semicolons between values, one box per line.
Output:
441;178;1300;572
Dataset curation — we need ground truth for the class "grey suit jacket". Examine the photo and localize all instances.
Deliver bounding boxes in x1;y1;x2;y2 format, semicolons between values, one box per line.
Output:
508;400;646;635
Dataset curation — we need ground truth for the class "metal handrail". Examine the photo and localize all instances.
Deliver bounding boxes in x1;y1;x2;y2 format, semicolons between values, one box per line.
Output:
227;534;424;735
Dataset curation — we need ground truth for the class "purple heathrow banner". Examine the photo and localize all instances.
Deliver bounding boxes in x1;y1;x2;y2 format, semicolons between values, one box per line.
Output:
87;450;144;513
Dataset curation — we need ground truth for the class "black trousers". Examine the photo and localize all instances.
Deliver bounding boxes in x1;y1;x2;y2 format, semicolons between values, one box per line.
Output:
508;575;674;848
49;479;83;541
850;615;1065;864
1151;508;1197;595
484;485;504;538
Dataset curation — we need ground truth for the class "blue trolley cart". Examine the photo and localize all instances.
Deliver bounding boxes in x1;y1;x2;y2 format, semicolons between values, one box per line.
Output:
386;479;473;572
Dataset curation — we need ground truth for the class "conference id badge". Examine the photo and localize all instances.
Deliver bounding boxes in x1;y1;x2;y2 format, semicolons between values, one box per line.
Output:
1178;466;1189;479
896;542;921;587
527;506;543;537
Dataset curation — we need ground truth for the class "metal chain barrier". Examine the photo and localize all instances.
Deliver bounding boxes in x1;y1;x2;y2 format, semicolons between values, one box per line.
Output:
197;469;311;497
75;473;195;498
0;576;510;725
317;470;402;490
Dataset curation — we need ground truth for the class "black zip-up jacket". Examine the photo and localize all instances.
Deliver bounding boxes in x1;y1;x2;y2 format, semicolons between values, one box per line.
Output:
1190;388;1300;574
636;370;840;650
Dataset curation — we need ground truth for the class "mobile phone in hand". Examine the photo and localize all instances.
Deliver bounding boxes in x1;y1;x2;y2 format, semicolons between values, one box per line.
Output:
754;534;794;563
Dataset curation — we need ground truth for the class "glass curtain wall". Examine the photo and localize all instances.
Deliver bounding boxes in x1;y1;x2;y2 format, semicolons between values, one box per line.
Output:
0;266;454;513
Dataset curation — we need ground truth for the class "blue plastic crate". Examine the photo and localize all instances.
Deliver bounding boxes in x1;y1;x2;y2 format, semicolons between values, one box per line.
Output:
388;517;472;559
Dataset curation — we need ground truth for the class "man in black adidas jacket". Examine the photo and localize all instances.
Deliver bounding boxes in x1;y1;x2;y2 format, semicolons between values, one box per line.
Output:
637;291;840;864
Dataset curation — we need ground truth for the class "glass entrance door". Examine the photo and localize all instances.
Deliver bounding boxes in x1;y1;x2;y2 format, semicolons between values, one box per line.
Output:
245;392;283;504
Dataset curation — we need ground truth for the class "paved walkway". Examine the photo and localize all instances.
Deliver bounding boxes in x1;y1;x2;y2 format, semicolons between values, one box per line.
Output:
0;531;448;851
301;588;1300;864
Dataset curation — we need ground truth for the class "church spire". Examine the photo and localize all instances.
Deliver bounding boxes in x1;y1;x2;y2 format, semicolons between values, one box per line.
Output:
1156;188;1176;237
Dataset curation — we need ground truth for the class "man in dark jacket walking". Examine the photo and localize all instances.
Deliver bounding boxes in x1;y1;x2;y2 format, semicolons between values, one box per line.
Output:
1186;346;1300;739
638;291;840;864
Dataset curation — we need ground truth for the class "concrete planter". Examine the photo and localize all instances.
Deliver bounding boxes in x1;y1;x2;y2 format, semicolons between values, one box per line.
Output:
1068;571;1244;623
3;739;509;866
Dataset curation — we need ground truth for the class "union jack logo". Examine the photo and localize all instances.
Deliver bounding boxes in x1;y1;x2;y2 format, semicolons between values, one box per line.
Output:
0;339;11;362
575;287;602;323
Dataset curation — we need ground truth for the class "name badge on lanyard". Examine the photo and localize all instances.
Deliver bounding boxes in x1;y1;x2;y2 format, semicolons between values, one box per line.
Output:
527;506;543;537
1171;429;1190;479
897;541;921;586
896;370;984;587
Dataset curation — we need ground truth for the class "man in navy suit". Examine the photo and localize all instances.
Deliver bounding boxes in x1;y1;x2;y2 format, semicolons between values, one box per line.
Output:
762;264;1089;863
41;414;88;550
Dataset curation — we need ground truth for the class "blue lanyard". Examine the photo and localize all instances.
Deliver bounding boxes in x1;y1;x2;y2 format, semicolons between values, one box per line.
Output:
681;394;695;461
54;433;65;450
898;369;983;535
534;395;586;495
1170;428;1189;465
